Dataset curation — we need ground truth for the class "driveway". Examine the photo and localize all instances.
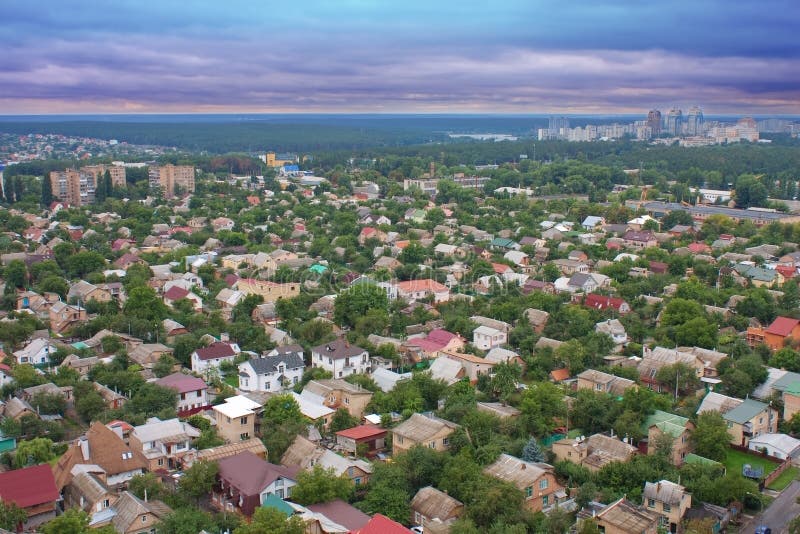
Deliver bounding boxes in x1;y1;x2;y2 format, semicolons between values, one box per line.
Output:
741;480;800;533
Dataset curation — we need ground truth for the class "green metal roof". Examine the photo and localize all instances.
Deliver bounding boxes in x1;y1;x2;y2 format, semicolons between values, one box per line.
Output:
724;398;768;425
642;410;689;438
261;494;293;516
784;381;800;396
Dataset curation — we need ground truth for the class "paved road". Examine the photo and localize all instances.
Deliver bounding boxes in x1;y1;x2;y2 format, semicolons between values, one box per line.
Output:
741;480;800;533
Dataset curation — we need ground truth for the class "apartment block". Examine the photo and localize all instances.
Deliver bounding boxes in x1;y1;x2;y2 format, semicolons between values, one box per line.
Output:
149;164;196;198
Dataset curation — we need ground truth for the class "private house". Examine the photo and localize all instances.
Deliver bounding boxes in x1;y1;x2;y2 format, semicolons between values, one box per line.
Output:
213;395;260;443
68;280;112;304
473;325;507;350
128;343;173;369
442;350;495;383
643;480;691;533
130;417;200;471
281;435;372;486
623;230;657;249
93;382;127;410
484;347;525;368
215;451;299;516
483;454;563;513
216;288;245;319
3;397;36;420
103;491;172;534
643;411;695;466
291;391;335;427
552;258;589;276
191;341;241;374
13;337;57;365
391;413;459;455
746;316;800;351
162;285;203;312
590;497;660;534
54;422;147;491
311;339;370;378
583;293;630;315
405;329;465;360
335;424;387;455
355;513;415;534
60;353;100;377
393;279;450;304
49;300;87;333
306;500;371;533
638;346;704;392
523;308;550;333
238;348;305;393
234;278;300;302
303;379;373;418
410;486;464;530
696;392;777;447
596;319;628;347
577;369;636;396
63;469;118;515
0;464;60;529
155;372;209;415
428;356;466;385
476;401;521;419
552;434;638;472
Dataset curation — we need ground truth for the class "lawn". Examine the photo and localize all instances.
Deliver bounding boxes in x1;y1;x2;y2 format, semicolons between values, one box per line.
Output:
223;374;239;388
723;449;777;479
767;466;800;491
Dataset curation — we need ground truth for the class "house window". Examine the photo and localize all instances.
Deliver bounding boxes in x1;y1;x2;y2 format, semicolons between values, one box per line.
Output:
103;499;110;508
542;495;549;506
142;515;148;523
240;433;249;440
180;393;186;400
442;438;450;446
157;459;164;466
415;512;422;524
663;503;671;513
525;486;533;498
241;417;248;425
197;391;202;397
648;499;655;508
539;479;548;490
355;477;362;485
397;436;404;444
429;441;436;449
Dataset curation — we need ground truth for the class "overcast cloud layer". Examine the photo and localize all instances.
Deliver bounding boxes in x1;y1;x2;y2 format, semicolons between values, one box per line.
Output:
1;0;798;114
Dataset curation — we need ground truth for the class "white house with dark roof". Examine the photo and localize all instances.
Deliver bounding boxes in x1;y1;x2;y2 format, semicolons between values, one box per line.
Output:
238;346;305;393
191;341;241;374
155;372;209;414
311;339;369;378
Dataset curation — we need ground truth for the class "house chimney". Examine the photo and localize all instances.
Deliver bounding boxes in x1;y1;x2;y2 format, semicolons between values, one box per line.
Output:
657;482;661;493
521;463;526;470
79;436;90;461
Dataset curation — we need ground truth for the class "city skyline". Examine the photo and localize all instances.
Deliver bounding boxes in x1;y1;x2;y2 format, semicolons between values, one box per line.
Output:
1;1;798;114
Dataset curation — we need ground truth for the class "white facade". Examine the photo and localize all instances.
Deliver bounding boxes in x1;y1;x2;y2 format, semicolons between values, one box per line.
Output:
473;326;507;351
311;349;370;379
13;338;56;365
238;357;304;393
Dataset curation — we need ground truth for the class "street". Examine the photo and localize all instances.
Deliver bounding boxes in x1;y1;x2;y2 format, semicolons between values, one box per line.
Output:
740;480;800;534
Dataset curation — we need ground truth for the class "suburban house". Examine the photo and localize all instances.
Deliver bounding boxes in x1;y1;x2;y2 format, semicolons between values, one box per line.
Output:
233;278;300;302
155;372;209;415
63;469;118;516
335;424;387;456
215;451;299;516
405;329;465;360
428;357;466;385
483;454;564;513
696;392;777;447
473;325;507;350
442;351;495;383
305;500;371;533
238;347;305;393
410;486;464;530
101;491;173;534
583;294;630;314
638;346;705;392
596;319;628;347
191;341;241;374
213;395;260;443
523;308;550;333
54;422;147;491
281;435;372;486
393;279;451;304
130;417;200;471
623;230;658;249
552;433;638;472
588;497;660;534
311;339;370;378
643;480;691;533
391;413;459;455
746;316;800;351
128;343;173;369
12;337;57;365
302;379;373;418
748;433;800;460
0;464;59;529
643;410;695;466
48;301;87;334
216;288;245;319
194;438;268;465
577;369;636;396
68;280;112;304
162;285;203;312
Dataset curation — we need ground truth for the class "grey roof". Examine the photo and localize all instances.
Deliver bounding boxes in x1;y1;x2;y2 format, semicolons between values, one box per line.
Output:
753;367;790;399
644;201;796;222
246;353;305;374
643;480;686;505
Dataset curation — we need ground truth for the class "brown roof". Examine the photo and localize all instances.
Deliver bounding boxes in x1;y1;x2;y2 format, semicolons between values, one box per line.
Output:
307;500;371;532
218;451;299;497
392;413;458;443
112;491;171;532
596;497;659;532
196;438;267;463
483;454;552;490
53;422;147;490
411;486;463;520
312;338;367;360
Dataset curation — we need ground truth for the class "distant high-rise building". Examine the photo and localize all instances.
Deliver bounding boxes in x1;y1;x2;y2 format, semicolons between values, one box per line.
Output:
665;108;683;136
82;164;127;189
149;164;196;199
646;110;662;137
548;116;570;139
685;106;704;136
50;169;96;206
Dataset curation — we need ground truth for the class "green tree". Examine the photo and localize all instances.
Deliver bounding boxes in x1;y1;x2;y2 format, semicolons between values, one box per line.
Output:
234;507;305;534
521;437;545;462
4;260;27;289
126;383;177;418
735;174;768;208
41;174;53;206
123;286;168;322
333;283;389;328
179;460;218;503
158;508;217;534
329;408;359;433
41;508;95;534
691;411;731;462
0;500;27;531
153;354;177;378
75;389;107;422
656;363;701;397
770;347;800;372
30;392;66;415
128;472;165;501
263;394;303;426
290;465;353;505
14;437;55;467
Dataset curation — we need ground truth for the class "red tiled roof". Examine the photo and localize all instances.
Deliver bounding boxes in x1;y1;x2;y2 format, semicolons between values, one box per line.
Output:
550;368;570;382
156;372;208;394
0;464;59;508
195;342;237;361
492;262;511;274
766;316;800;337
352;514;412;534
335;424;387;440
395;279;449;293
584;293;627;311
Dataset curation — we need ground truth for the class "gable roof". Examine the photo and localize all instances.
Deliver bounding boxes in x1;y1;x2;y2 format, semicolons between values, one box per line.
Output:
195;342;237;360
111;491;172;532
354;514;413;534
196;438;267;463
643;480;686;505
218;451;299;496
155;372;207;394
766;316;800;337
411;486;463;520
484;454;552;489
245;353;305;374
596;497;659;531
307;500;371;532
392;413;458;442
643;410;691;438
0;464;59;508
312;338;366;360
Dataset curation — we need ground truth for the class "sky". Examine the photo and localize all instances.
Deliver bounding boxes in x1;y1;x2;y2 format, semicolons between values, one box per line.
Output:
1;1;798;114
